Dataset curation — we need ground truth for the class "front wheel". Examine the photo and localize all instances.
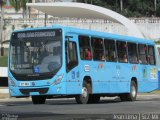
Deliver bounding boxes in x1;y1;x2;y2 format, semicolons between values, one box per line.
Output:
120;81;137;101
32;96;46;104
75;81;90;104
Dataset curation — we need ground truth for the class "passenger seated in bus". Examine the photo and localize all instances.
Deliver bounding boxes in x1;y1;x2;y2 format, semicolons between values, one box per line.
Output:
85;48;91;60
101;54;105;61
132;55;138;63
129;54;137;63
123;54;128;62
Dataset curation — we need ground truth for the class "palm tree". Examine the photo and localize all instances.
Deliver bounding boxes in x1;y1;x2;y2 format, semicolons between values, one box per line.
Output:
10;0;32;18
10;0;21;12
21;0;32;18
0;0;6;55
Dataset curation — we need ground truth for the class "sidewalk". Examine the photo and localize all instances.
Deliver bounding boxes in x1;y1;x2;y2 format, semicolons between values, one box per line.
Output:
0;87;9;99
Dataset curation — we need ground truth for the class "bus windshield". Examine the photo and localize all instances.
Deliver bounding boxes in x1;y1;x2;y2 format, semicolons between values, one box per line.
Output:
10;29;62;79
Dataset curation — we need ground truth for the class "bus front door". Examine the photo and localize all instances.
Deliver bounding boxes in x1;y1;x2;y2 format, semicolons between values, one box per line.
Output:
65;40;81;95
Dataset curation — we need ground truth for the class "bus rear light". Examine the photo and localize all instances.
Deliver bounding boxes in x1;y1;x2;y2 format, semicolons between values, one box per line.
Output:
8;77;16;87
52;75;63;85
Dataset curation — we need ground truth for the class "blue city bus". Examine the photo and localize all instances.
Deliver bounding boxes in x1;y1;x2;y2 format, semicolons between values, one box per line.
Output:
156;45;160;89
8;25;158;104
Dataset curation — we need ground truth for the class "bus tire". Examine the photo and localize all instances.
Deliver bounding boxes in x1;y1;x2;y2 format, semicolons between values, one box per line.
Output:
32;96;46;104
88;95;100;103
128;81;137;101
75;81;89;104
120;81;137;101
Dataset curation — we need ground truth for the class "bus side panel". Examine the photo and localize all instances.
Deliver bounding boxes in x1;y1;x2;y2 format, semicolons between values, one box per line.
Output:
138;65;158;92
91;61;110;93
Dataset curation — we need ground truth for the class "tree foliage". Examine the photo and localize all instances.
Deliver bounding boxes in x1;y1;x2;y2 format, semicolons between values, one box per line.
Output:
10;0;32;18
76;0;160;17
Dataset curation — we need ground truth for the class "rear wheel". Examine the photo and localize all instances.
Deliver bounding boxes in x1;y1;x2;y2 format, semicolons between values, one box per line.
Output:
32;96;46;104
75;81;90;104
120;81;137;101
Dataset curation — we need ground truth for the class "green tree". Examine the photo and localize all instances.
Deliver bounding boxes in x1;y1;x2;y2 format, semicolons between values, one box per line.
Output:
75;0;160;17
10;0;32;18
21;24;28;28
10;0;21;12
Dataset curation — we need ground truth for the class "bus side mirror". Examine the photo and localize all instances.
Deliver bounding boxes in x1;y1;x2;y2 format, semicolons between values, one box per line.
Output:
1;47;4;56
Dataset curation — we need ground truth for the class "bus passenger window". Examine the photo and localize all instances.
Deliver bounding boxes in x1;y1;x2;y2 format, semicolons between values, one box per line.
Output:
116;41;128;63
148;46;156;65
138;44;148;64
91;37;104;61
84;48;92;60
78;35;92;60
128;42;138;64
104;40;117;62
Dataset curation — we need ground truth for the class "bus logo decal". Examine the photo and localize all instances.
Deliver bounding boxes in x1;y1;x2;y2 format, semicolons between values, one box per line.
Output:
142;68;147;79
98;63;104;69
72;71;75;79
84;65;90;72
150;68;157;79
132;65;137;71
34;66;39;74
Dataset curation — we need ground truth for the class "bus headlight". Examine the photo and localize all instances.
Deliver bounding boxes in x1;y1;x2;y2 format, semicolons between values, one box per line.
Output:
8;77;16;87
53;75;63;85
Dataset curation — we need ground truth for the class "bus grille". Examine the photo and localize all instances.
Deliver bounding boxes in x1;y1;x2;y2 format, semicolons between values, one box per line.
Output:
19;88;49;95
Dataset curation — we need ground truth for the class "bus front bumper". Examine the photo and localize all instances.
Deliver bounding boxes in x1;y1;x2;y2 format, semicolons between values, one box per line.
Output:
9;84;66;97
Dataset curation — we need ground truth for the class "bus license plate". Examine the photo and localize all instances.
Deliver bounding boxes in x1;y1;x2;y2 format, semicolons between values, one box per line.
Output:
20;82;30;86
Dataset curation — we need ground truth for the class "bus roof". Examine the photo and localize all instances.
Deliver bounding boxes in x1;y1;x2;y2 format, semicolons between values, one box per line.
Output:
57;25;155;45
13;24;155;45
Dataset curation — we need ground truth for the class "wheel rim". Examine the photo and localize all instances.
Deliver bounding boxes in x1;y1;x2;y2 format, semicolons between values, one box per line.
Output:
82;87;88;98
131;85;136;97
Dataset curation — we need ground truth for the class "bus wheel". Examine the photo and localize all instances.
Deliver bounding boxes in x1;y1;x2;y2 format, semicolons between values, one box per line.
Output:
88;95;100;103
128;81;137;101
75;81;89;104
32;96;46;104
120;81;137;101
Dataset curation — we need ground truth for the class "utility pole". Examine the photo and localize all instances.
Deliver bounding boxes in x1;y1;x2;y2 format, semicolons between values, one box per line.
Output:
120;0;123;13
44;13;47;27
0;0;4;56
154;0;157;16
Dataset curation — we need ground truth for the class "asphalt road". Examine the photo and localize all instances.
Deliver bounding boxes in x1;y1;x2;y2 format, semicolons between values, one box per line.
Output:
0;95;160;120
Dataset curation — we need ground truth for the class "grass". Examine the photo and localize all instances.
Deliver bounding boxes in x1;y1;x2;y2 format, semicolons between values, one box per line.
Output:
138;90;160;95
150;90;160;94
0;48;8;67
